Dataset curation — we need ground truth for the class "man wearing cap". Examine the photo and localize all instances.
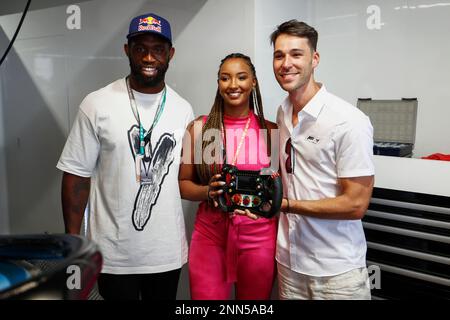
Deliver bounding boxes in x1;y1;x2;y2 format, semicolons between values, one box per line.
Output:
57;13;194;300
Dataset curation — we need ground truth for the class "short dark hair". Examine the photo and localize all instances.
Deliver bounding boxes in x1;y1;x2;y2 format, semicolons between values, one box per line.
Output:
270;20;318;51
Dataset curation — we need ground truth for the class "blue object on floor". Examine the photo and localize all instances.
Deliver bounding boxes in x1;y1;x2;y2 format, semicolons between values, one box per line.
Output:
0;261;31;291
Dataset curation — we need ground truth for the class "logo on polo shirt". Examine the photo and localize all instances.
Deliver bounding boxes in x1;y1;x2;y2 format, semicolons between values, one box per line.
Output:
306;136;320;144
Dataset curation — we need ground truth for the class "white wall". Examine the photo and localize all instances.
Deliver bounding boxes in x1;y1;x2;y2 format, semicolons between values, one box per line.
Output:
0;36;9;233
255;0;450;158
374;155;450;197
167;0;255;117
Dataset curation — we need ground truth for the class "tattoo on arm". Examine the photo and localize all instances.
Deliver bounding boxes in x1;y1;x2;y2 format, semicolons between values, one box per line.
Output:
61;173;91;234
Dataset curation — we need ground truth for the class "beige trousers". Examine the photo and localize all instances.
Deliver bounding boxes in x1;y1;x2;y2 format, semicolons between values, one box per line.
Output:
277;263;371;300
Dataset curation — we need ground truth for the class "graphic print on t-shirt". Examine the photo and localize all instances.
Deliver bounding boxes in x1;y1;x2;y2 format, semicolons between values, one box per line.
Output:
128;125;176;231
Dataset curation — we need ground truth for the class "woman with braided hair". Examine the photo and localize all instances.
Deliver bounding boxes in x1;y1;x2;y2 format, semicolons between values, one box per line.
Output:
179;53;278;299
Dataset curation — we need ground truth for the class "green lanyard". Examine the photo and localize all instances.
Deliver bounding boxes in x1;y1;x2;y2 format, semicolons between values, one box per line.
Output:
126;77;167;155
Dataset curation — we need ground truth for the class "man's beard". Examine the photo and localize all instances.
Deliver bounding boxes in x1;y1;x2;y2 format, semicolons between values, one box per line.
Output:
129;59;169;88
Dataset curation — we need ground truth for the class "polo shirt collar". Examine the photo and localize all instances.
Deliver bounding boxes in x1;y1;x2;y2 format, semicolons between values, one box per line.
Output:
300;83;326;120
281;83;327;120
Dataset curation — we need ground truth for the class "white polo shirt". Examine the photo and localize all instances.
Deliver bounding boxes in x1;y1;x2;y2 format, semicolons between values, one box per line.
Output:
276;84;375;277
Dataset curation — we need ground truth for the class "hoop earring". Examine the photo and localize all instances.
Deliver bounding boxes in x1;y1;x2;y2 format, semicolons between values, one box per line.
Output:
252;88;259;111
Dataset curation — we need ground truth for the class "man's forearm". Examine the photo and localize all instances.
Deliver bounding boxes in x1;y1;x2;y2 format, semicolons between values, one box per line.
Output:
281;176;374;220
61;172;90;234
282;196;368;220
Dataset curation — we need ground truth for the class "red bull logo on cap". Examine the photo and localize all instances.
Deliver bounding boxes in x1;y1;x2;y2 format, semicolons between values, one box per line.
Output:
138;16;162;33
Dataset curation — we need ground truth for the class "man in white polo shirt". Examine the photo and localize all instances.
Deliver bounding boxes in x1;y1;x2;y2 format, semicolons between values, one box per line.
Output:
270;20;375;299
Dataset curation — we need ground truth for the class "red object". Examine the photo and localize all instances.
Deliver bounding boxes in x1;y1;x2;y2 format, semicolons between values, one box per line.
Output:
243;196;250;206
421;153;450;161
232;194;242;205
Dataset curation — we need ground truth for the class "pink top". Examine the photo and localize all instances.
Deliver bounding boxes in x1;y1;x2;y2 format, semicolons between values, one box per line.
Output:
194;110;276;283
221;111;271;169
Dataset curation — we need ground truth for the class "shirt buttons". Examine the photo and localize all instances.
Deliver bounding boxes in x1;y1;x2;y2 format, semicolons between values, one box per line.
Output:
289;221;294;231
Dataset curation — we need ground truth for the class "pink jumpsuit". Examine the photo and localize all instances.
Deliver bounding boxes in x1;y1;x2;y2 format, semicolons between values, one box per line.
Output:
189;111;278;300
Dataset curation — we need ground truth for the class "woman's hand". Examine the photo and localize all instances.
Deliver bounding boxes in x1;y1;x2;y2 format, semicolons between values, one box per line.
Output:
207;174;226;207
233;208;259;220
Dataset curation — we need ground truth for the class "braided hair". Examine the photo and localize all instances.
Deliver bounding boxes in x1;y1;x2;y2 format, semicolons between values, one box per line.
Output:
195;53;270;185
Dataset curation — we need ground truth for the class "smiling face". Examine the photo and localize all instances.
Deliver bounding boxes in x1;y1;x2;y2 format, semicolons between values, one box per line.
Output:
273;34;319;93
124;33;174;93
218;58;256;111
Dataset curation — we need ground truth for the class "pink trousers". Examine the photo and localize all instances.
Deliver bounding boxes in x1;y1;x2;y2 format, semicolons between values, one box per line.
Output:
189;202;277;300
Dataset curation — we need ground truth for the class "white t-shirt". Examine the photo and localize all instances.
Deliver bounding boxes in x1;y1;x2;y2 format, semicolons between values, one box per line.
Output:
57;78;194;274
276;84;375;277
